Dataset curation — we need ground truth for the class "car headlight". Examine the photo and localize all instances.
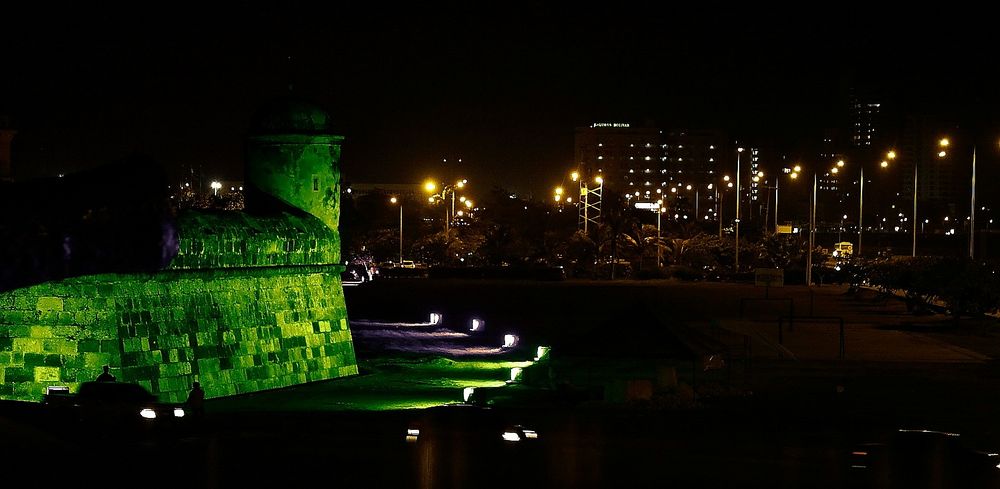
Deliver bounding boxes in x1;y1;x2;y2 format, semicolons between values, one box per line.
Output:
173;407;185;417
139;408;157;419
501;431;521;442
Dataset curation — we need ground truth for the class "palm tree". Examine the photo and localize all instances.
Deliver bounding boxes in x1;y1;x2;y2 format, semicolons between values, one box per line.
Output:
594;194;637;279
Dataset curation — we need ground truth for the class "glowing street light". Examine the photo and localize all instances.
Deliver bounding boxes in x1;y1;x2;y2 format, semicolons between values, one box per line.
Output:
735;147;744;271
390;197;403;264
210;181;222;196
571;171;579;182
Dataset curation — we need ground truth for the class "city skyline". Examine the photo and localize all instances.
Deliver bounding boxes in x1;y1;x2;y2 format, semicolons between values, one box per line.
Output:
2;7;998;197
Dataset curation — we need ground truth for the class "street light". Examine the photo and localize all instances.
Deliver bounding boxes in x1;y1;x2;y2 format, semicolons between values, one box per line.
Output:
656;200;665;267
390;197;403;264
857;151;894;258
735;147;744;272
210;181;222;196
425;178;469;231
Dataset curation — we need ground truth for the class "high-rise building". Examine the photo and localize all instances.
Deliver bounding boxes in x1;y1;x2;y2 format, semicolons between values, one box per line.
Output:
850;90;881;148
574;122;663;195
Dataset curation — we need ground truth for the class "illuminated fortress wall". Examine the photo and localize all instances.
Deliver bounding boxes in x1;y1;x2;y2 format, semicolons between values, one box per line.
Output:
0;267;354;402
0;99;357;402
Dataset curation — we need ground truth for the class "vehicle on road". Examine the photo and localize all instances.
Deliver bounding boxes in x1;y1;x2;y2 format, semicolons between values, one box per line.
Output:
400;260;417;269
43;381;187;434
848;429;1000;488
342;262;375;284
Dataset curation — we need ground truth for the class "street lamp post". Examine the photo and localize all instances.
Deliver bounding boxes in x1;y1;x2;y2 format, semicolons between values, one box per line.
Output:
859;151;894;258
657;202;664;268
912;158;919;257
425;179;467;232
970;146;977;259
735;147;743;271
390;197;403;264
806;173;817;286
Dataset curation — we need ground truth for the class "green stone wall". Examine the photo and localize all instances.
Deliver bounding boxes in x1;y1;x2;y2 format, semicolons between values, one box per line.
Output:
0;267;356;402
168;211;340;270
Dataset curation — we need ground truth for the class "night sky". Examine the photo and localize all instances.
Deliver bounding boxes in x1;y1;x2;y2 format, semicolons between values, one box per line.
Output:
3;6;997;196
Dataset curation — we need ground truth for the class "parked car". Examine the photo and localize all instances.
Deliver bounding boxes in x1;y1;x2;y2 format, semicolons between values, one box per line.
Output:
43;381;188;435
400;260;417;269
342;263;375;284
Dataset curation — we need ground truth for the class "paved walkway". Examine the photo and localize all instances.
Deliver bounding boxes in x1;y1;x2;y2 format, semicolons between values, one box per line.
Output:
714;285;993;363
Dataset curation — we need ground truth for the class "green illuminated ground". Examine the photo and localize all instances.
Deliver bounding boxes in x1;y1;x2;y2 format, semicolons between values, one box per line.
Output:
205;356;534;412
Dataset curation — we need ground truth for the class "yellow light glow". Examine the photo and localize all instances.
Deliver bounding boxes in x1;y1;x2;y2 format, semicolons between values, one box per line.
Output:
793;165;802;172
727;182;733;187
459;196;466;202
456;181;465;189
390;197;398;204
938;150;947;158
428;197;435;203
555;187;564;195
791;173;799;179
757;171;765;177
424;181;437;192
881;161;888;168
660;207;666;213
836;160;845;167
565;197;572;203
831;167;839;174
457;210;464;216
686;184;692;190
939;138;950;147
887;150;896;159
571;171;579;181
670;187;677;193
554;195;561;202
752;176;760;182
465;200;473;208
723;175;730;182
595;176;604;184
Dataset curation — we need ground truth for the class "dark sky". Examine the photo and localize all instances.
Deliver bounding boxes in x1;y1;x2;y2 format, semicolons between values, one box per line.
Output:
3;6;997;196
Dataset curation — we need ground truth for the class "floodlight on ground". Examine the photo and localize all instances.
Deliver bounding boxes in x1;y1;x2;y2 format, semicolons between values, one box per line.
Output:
509;367;523;382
